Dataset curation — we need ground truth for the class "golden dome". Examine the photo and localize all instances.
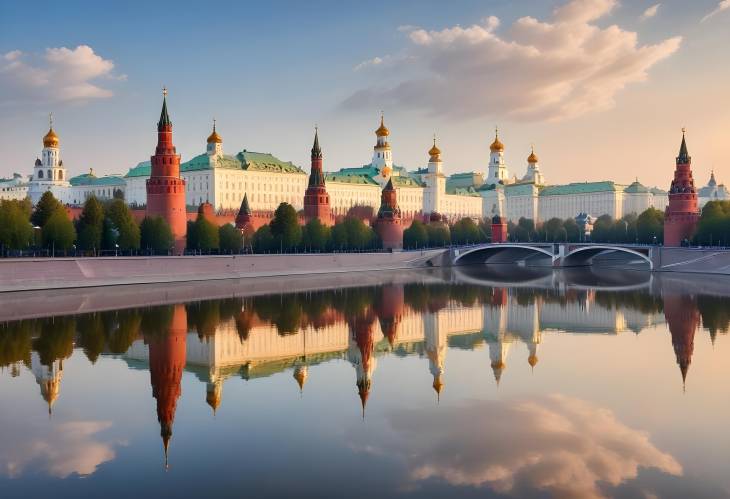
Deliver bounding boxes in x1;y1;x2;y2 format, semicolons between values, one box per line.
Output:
375;114;389;137
207;120;222;144
432;375;444;395
293;365;308;391
428;137;441;158
489;127;504;153
528;355;538;367
43;127;59;148
527;146;538;164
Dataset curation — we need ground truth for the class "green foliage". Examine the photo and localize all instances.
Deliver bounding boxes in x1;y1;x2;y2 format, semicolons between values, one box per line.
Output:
31;191;64;227
105;198;140;250
451;218;484;244
140;216;173;254
76;197;105;251
188;215;219;252
41;208;76;251
695;200;730;246
301;218;330;251
219;224;243;253
426;223;451;247
636;207;664;244
590;214;614;242
511;217;537;242
403;220;429;249
563;218;580;242
270;202;301;251
0;200;33;250
328;217;376;250
252;225;275;252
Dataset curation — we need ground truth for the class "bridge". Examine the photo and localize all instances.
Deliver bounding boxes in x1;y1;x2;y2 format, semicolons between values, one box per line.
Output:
451;243;655;269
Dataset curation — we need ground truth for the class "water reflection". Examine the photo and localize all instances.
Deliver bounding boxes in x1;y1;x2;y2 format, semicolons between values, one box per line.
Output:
1;268;729;496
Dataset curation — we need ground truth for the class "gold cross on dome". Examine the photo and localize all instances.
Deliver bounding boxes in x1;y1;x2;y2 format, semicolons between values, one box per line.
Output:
163;86;168;97
682;127;686;134
49;112;53;128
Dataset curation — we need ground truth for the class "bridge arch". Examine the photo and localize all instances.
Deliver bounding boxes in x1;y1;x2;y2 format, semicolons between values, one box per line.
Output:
562;245;652;269
454;244;555;266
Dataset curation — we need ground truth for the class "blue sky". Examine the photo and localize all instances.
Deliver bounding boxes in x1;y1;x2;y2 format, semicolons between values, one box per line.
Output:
1;0;729;187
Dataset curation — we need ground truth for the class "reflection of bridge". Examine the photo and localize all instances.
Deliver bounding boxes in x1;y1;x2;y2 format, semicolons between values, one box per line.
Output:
452;243;655;269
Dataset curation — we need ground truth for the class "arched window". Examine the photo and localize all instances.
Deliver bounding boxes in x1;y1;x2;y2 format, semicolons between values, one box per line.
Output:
47;170;51;179
38;170;44;179
58;171;63;180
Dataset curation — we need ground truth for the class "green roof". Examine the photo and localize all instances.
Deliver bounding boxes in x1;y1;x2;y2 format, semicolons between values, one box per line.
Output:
125;161;151;178
70;173;125;186
324;173;379;185
391;175;424;188
539;181;620;196
624;181;649;194
504;183;537;197
650;187;667;195
238;151;305;174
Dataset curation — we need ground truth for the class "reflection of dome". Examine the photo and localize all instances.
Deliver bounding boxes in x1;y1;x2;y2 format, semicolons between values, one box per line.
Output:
433;375;444;396
375;115;389;137
528;355;538;367
206;387;221;413
293;365;308;391
43;127;59;148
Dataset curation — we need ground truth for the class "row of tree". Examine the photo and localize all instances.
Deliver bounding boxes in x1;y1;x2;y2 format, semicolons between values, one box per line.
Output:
695;201;730;246
403;218;490;249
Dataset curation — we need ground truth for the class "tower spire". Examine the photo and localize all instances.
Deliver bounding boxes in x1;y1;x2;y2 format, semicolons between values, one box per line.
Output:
158;87;172;130
311;125;322;159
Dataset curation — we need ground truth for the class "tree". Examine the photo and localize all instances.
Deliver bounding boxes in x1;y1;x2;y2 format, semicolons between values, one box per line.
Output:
252;225;274;253
41;208;76;252
140;216;173;254
426;223;451;247
219;224;243;253
31;191;63;227
512;217;536;242
591;215;613;242
342;217;375;250
563;218;580;242
403;220;429;249
270;203;301;251
301;218;330;251
542;218;564;242
0;200;33;251
695;201;730;246
76;197;104;252
188;215;219;252
105;198;140;251
637;208;664;244
451;218;482;245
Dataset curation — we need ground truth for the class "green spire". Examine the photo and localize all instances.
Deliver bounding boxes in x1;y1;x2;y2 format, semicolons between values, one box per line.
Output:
240;193;251;215
157;87;172;130
311;126;322;159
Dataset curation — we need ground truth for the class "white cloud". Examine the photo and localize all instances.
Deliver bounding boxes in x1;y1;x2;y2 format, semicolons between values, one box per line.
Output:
342;0;681;122
641;3;661;20
354;56;385;71
0;45;120;106
352;395;682;499
701;1;730;22
0;419;116;478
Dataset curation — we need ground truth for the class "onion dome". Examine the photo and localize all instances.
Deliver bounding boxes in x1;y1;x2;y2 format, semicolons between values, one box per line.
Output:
528;354;538;367
205;385;221;414
432;374;444;396
206;120;222;144
428;136;441;158
527;146;538;164
293;365;308;392
43;127;59;148
490;127;504;152
375;114;389;137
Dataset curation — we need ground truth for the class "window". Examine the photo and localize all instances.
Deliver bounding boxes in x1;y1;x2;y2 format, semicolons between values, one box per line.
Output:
38;170;44;179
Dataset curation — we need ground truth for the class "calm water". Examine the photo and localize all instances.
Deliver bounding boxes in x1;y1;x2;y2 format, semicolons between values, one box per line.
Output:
1;267;729;499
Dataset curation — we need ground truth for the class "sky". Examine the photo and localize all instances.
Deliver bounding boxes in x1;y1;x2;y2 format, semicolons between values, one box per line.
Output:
0;0;728;188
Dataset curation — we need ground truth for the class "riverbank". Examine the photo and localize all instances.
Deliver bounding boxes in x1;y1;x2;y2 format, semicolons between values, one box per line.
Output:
0;250;449;293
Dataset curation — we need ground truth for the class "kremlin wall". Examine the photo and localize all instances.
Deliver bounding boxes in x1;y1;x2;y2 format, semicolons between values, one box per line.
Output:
2;90;728;249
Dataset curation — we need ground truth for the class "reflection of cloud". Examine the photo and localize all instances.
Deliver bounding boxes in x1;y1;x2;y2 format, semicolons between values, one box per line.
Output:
0;45;120;106
0;419;115;478
343;0;681;121
360;395;681;499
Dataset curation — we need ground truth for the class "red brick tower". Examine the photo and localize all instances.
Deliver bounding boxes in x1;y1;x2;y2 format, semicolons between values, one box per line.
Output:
664;130;700;246
374;284;404;347
303;128;331;224
375;179;404;250
147;88;187;253
147;304;187;468
491;215;508;243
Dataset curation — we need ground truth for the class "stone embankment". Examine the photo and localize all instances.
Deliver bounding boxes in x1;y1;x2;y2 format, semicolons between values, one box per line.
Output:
0;250;448;293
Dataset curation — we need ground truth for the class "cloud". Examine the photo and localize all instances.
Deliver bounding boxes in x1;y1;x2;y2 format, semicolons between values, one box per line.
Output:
352;395;682;499
342;0;681;122
0;45;120;106
0;419;116;478
641;3;661;20
701;1;730;22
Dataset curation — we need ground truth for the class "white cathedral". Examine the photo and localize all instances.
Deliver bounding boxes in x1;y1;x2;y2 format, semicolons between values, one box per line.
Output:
4;116;729;223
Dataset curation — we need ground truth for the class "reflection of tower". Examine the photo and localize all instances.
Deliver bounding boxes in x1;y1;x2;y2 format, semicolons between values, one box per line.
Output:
663;293;700;389
293;327;309;393
205;373;222;415
347;309;378;417
146;88;187;253
487;333;511;385
31;352;63;415
148;304;187;467
424;313;447;400
664;130;700;246
374;284;405;347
